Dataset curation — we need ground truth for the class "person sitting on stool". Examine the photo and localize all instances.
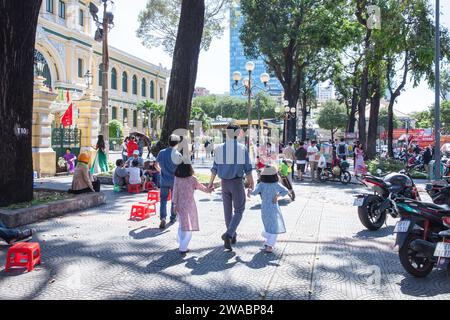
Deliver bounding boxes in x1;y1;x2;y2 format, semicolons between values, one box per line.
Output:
68;153;101;194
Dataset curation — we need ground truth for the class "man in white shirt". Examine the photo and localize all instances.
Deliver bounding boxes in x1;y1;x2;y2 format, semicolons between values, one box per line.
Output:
307;140;319;181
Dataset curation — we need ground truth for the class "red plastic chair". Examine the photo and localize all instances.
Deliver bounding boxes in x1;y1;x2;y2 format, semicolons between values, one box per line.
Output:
147;190;160;203
5;242;41;272
128;184;141;194
138;201;157;217
144;181;155;191
130;204;151;220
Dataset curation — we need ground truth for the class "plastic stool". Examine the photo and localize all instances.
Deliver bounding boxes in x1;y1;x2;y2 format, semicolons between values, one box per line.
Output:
129;204;150;220
5;242;41;272
138;201;157;217
147;190;160;202
144;181;155;191
128;184;141;194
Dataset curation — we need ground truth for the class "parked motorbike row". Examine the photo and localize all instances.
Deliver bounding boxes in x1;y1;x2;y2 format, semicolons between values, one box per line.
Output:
354;169;450;278
397;149;450;176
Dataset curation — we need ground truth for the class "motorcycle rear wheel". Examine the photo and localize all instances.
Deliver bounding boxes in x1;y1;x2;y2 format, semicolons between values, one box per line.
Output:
357;197;386;231
340;171;352;185
399;233;434;278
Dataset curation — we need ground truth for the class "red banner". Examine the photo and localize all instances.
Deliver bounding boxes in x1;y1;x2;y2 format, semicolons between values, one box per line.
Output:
61;103;73;127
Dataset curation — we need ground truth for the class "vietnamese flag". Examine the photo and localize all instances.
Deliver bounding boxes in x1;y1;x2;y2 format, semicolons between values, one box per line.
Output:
61;102;73;127
61;90;72;127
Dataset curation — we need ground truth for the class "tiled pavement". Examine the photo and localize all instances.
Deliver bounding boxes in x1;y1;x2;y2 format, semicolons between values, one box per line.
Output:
1;175;449;300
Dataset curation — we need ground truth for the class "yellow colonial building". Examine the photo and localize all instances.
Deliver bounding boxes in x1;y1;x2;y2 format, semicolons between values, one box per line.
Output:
33;0;170;176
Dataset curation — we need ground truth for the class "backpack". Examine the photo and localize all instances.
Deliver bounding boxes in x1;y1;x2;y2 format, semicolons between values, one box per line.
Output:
338;143;346;155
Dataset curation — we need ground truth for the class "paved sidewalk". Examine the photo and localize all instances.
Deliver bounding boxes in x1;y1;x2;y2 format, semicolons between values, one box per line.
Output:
0;177;448;300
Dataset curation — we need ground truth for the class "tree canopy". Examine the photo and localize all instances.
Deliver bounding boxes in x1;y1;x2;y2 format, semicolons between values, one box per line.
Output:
317;101;348;140
137;0;230;55
191;92;278;120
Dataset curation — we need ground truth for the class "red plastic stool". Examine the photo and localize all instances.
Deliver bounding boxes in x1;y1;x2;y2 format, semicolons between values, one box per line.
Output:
5;242;41;272
147;190;160;203
128;184;141;194
138;201;157;217
167;190;172;201
144;181;155;191
130;204;150;220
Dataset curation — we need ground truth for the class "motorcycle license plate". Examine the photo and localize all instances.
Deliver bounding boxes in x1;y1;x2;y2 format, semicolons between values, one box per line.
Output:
393;220;410;233
434;242;450;258
353;198;364;206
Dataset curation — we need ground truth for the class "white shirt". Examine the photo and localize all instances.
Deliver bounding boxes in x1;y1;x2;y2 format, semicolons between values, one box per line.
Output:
126;167;142;185
307;146;319;162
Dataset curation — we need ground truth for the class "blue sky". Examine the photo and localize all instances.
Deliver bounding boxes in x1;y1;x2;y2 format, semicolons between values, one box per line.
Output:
109;0;450;113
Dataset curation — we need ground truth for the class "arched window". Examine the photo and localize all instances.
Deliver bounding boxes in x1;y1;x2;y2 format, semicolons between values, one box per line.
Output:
34;50;52;89
141;78;147;97
132;75;137;95
133;110;137;127
98;63;103;86
111;68;117;90
150;80;155;99
79;9;84;26
123;108;128;125
122;71;128;92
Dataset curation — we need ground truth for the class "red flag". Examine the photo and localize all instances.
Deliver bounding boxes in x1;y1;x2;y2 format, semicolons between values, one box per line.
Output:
61;103;73;127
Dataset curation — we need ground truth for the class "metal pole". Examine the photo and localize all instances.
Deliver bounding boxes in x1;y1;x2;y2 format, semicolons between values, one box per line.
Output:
101;0;110;156
434;0;442;179
257;95;261;146
247;71;252;149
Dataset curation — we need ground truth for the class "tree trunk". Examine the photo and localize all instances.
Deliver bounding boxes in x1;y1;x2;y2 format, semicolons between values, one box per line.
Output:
358;63;369;148
387;99;396;158
366;78;381;160
300;92;308;141
156;0;205;152
347;88;358;133
0;0;42;206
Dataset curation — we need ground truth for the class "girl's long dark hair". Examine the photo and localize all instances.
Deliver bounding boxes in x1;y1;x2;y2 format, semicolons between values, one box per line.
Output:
97;135;105;150
175;163;194;178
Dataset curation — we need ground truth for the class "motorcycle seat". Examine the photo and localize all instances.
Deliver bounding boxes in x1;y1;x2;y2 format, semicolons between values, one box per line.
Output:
439;229;450;237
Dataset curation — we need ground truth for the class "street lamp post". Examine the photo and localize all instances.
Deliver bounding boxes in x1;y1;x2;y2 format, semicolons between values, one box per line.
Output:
434;0;442;179
232;61;270;149
89;0;115;156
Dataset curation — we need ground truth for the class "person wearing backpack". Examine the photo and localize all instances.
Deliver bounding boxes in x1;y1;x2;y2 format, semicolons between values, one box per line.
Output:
337;138;348;160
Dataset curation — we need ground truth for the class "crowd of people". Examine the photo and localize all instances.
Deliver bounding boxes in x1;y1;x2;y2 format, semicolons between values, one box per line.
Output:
255;138;367;183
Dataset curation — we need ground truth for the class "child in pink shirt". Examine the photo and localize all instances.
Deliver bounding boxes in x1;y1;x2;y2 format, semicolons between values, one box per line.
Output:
172;162;212;255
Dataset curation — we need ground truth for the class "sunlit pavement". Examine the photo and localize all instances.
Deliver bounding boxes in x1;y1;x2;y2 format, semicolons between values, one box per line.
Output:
0;174;447;300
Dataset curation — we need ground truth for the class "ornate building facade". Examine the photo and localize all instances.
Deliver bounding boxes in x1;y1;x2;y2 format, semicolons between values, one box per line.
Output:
33;0;170;176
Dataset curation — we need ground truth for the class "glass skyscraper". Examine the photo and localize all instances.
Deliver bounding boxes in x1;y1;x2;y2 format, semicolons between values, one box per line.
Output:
229;5;283;97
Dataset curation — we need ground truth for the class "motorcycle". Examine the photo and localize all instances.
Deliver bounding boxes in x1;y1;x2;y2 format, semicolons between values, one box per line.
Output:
319;159;352;185
426;181;450;206
354;168;420;231
392;197;450;278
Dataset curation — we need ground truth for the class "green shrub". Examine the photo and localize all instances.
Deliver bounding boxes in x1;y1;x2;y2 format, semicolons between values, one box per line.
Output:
108;119;124;139
367;158;427;179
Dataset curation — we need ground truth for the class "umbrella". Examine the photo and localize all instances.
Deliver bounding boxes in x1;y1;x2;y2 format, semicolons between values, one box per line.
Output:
129;131;152;148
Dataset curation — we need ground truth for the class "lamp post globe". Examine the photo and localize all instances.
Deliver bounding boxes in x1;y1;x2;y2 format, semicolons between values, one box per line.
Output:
245;61;255;72
260;72;270;85
232;71;242;82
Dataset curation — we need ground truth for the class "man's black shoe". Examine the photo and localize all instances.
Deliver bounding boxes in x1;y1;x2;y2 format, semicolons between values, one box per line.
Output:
231;234;237;245
159;220;166;229
221;233;232;250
